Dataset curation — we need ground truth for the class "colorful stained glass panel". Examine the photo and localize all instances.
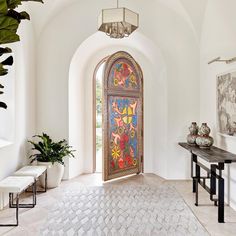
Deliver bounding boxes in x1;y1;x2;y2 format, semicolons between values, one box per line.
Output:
108;60;140;90
108;96;139;174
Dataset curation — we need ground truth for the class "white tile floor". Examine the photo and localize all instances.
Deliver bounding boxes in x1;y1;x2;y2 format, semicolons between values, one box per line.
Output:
0;173;236;236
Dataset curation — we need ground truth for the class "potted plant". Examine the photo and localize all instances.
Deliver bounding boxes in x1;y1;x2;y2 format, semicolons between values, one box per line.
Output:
28;133;75;188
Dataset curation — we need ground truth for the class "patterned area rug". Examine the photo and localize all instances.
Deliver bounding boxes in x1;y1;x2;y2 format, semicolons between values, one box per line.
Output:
40;185;209;236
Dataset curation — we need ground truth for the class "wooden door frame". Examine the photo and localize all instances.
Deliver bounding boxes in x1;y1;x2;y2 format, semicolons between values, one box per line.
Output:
102;51;144;181
92;57;109;173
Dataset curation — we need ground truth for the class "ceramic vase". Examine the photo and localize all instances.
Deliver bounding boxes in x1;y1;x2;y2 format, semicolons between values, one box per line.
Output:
196;123;214;149
37;161;64;188
187;122;198;145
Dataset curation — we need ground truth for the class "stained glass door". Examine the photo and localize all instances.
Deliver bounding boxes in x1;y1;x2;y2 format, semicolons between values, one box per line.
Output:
103;51;143;181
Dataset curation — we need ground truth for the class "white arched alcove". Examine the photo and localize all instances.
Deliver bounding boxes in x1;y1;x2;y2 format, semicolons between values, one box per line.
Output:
67;32;168;180
36;0;200;181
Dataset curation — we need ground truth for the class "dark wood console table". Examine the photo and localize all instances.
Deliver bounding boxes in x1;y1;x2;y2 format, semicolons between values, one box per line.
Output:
179;142;236;223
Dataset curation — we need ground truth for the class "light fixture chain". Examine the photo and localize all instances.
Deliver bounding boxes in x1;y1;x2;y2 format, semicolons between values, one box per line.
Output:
117;0;119;8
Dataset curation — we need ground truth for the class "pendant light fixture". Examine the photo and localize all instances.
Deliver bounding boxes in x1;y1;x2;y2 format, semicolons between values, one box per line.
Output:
98;0;139;39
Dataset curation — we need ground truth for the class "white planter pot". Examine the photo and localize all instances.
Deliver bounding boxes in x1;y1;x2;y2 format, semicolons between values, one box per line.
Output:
37;161;64;189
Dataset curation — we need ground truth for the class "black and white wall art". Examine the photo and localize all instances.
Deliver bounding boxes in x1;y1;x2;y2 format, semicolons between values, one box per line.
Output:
217;71;236;136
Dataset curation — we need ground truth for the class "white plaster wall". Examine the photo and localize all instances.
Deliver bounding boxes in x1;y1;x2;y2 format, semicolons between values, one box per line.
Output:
0;6;36;208
0;56;15;144
36;0;200;180
200;0;236;210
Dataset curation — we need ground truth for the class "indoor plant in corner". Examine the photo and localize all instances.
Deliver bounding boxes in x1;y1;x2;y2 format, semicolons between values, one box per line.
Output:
28;133;75;188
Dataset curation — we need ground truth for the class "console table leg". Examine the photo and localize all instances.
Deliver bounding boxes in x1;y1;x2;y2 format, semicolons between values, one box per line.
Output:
195;178;198;206
218;177;224;223
210;164;216;204
192;154;197;193
196;160;200;186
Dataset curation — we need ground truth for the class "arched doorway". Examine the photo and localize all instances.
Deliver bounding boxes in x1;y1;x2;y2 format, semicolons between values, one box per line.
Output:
94;51;144;181
69;32;167;179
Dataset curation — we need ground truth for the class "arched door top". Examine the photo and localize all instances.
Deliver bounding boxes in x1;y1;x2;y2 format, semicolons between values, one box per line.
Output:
104;51;143;94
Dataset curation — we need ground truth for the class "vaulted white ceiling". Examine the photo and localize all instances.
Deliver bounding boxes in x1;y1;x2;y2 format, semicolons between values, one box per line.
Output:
28;0;208;41
179;0;207;38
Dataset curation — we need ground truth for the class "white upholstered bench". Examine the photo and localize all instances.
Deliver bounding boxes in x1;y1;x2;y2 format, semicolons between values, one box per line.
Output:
13;166;47;194
0;176;36;227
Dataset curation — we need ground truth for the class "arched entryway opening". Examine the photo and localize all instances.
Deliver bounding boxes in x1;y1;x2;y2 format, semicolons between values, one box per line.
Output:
68;32;168;180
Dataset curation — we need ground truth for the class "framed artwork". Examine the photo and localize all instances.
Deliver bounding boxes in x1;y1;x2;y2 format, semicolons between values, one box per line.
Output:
217;71;236;136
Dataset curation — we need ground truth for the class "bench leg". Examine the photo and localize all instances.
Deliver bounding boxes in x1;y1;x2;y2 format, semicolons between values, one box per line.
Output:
16;194;19;226
33;180;37;205
45;170;47;192
34;170;47;193
25;170;48;194
10;182;36;208
0;193;19;227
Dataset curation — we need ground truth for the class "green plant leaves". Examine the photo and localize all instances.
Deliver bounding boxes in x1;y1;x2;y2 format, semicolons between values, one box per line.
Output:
0;53;13;80
0;63;8;75
0;15;18;30
7;0;43;9
1;55;13;65
28;133;75;165
0;0;7;15
0;29;19;43
0;16;19;44
7;0;21;9
7;10;30;22
0;0;44;109
0;101;7;108
0;47;12;56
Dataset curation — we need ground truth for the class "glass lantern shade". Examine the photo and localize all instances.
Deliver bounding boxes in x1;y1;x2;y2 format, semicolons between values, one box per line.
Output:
98;8;139;39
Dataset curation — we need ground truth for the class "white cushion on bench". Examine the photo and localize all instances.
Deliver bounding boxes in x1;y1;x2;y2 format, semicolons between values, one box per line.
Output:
0;176;34;193
13;166;47;179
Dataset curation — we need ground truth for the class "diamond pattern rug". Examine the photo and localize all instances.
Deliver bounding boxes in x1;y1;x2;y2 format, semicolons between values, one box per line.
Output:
40;184;209;236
